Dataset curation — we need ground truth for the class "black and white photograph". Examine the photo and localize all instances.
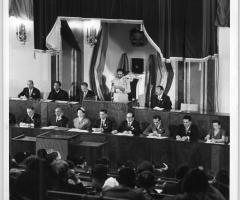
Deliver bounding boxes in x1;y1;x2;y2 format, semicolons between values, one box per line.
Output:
0;0;239;199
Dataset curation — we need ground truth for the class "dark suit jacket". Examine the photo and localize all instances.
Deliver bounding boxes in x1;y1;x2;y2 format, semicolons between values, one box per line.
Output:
22;113;41;127
118;120;141;136
177;124;199;141
48;115;69;127
76;89;95;102
93;118;113;133
143;123;167;136
18;87;41;99
48;89;69;101
150;93;172;110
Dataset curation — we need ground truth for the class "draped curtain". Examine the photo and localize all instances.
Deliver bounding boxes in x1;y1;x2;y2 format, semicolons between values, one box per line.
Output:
118;53;129;73
9;0;33;20
32;0;229;59
89;23;109;101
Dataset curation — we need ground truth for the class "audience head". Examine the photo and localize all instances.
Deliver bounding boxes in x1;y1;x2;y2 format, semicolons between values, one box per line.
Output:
183;115;192;129
137;161;154;174
13;151;32;164
27;80;34;89
92;164;108;189
46;151;61;164
155;85;164;96
117;167;136;188
81;82;89;92
175;164;190;180
117;68;124;79
212;120;221;131
99;109;108;120
183;167;209;194
37;149;47;160
53;81;61;91
67;155;86;167
55;107;63;117
137;170;155;190
126;112;134;123
77;107;86;118
51;160;69;181
26;107;35;118
25;156;42;172
153;115;162;127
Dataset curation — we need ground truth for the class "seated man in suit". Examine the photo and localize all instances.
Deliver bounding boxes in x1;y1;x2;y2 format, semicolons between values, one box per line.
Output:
20;106;41;127
143;115;167;137
150;85;172;110
176;115;199;142
73;107;91;130
93;109;113;133
112;112;141;136
76;82;95;102
48;81;69;101
205;120;226;143
18;80;41;100
48;107;68;127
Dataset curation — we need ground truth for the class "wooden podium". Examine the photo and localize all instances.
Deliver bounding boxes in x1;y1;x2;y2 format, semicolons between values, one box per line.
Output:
36;130;80;160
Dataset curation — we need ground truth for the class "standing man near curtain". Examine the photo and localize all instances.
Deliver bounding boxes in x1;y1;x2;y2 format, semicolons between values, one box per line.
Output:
18;80;41;100
111;69;131;102
150;85;172;110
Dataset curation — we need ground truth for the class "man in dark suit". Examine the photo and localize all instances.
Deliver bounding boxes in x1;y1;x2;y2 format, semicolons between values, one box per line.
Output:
113;112;141;136
18;80;41;100
20;107;41;127
150;85;172;110
48;81;69;101
143;115;167;137
48;107;68;127
176;115;199;142
93;109;113;133
76;82;95;102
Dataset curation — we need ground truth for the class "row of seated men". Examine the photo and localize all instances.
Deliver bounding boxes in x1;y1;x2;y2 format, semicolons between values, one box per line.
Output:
17;79;172;110
12;106;227;143
10;149;228;200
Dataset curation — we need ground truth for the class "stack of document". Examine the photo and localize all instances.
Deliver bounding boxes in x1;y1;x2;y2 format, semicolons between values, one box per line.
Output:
67;128;89;133
115;132;134;136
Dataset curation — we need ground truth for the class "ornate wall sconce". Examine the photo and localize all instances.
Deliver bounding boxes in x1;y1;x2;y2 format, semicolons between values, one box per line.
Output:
16;23;27;44
85;20;101;46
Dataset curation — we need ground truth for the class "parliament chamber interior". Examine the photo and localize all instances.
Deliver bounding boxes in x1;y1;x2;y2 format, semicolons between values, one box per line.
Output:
9;0;230;200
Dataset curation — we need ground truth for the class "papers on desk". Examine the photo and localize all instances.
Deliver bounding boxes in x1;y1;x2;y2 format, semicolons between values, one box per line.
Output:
115;132;134;136
67;128;89;133
205;140;225;145
55;100;68;103
68;101;79;104
41;126;58;129
41;99;52;102
10;97;21;100
132;106;146;109
146;135;168;139
92;131;103;134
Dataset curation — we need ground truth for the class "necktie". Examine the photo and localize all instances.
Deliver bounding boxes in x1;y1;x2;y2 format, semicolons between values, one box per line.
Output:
128;122;131;127
100;120;103;128
83;91;87;99
29;89;32;96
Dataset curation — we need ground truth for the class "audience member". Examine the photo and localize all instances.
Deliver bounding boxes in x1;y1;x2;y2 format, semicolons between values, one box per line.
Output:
150;85;172;110
92;164;109;193
48;81;69;101
20;106;41;127
213;169;229;200
112;112;141;136
205;120;226;143
76;82;95;102
73;107;91;130
176;115;199;142
48;107;69;127
162;164;189;195
143;115;167;137
93;109;114;133
37;149;47;160
51;159;86;194
103;167;145;200
18;80;41;100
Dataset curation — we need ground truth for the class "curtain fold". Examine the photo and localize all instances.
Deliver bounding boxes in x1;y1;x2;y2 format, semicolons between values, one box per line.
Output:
215;0;230;27
89;23;109;101
33;0;222;59
118;53;129;73
9;0;33;20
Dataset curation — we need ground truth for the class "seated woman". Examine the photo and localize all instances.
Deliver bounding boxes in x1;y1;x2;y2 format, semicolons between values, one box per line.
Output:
73;107;91;130
205;120;226;143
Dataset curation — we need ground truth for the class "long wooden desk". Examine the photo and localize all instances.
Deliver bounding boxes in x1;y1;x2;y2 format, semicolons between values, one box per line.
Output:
134;108;230;138
10;126;229;175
